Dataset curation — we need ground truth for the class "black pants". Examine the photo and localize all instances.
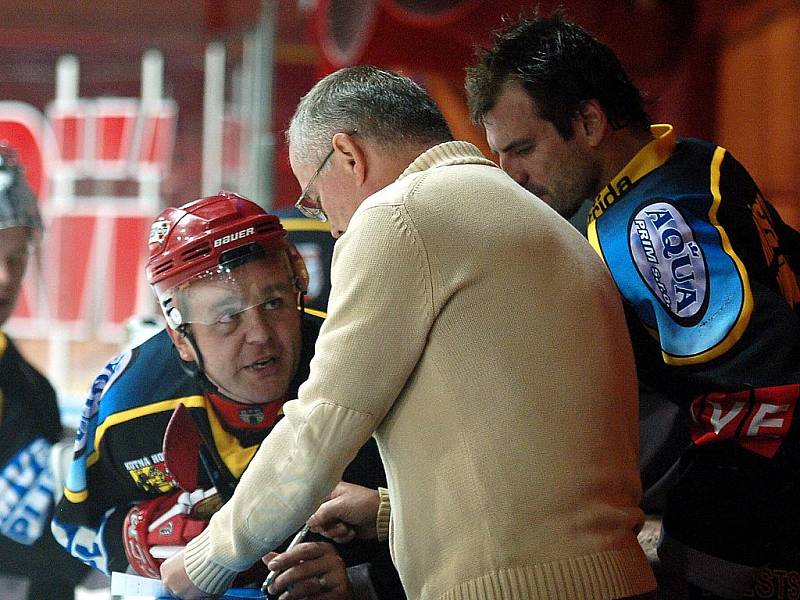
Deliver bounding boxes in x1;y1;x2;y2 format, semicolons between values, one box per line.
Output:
660;442;800;600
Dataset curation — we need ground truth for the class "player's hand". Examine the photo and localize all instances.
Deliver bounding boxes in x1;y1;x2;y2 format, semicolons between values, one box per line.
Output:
307;482;380;543
160;549;215;599
123;488;219;577
264;541;351;600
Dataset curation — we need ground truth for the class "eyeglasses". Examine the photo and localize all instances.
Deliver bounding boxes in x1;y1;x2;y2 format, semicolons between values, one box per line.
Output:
294;147;335;221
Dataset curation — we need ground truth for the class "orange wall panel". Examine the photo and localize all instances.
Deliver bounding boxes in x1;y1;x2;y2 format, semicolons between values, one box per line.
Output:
718;4;800;229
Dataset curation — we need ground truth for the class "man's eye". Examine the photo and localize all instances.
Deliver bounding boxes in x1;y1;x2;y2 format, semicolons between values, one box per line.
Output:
217;311;240;324
263;297;283;310
516;145;534;156
6;254;27;270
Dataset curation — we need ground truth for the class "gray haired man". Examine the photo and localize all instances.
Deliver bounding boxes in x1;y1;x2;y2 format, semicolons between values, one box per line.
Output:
162;66;655;600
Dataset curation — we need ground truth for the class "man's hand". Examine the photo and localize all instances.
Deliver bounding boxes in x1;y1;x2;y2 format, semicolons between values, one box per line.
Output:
160;550;213;599
264;541;351;600
307;482;380;543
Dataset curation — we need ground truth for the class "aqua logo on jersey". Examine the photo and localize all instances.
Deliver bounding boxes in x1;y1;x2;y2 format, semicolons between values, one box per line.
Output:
629;201;707;320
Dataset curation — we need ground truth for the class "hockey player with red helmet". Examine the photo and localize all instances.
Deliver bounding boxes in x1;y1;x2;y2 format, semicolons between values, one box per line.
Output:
52;192;402;600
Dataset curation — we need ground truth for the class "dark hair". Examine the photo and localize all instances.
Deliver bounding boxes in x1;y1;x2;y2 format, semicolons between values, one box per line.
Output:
465;12;650;139
288;65;453;164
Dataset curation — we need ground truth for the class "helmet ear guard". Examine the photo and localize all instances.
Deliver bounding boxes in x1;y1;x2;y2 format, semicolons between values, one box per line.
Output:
161;297;184;330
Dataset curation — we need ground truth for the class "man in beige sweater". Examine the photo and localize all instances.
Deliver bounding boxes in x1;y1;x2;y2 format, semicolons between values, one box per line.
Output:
161;66;656;600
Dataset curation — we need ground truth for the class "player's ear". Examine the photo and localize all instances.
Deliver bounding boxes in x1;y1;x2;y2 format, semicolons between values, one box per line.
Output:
332;131;367;186
576;99;607;147
167;326;196;362
286;244;309;294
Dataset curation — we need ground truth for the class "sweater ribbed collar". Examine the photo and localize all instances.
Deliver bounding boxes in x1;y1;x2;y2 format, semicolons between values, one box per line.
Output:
397;140;496;181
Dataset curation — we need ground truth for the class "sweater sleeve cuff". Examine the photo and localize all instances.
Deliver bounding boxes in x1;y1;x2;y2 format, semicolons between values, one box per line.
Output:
183;528;239;595
376;487;391;542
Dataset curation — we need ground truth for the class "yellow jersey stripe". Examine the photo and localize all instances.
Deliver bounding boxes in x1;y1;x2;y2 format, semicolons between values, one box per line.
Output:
87;395;207;468
665;147;753;365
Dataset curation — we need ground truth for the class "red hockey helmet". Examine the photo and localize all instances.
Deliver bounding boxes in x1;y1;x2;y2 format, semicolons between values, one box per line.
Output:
146;191;308;329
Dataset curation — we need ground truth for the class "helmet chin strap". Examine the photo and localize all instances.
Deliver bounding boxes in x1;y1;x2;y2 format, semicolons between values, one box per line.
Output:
175;326;236;404
178;323;253;405
178;324;206;377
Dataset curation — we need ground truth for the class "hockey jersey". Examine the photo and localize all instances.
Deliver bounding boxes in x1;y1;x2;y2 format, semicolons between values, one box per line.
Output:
588;124;800;459
0;332;62;546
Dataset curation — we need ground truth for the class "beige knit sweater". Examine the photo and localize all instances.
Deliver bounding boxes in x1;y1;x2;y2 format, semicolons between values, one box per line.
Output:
184;142;656;599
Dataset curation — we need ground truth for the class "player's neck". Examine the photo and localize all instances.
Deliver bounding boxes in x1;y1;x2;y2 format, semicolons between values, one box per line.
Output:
599;126;654;190
204;387;285;430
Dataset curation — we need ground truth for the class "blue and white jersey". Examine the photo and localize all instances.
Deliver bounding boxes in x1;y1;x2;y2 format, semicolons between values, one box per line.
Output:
0;437;56;545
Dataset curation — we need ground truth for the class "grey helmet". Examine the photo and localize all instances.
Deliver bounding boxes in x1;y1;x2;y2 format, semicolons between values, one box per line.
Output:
0;143;43;232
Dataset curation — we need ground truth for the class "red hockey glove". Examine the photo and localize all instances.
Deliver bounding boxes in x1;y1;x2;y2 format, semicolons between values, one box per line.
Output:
122;487;221;578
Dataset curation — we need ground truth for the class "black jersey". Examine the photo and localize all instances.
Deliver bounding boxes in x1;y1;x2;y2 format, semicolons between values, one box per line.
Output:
0;331;62;545
0;331;90;596
589;125;800;457
589;124;800;586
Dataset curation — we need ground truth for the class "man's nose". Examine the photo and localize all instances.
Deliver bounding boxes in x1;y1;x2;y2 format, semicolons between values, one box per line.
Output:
0;259;11;288
498;154;527;187
242;307;274;344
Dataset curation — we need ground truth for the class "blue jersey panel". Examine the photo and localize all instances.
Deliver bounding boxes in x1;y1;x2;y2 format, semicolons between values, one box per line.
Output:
598;198;746;359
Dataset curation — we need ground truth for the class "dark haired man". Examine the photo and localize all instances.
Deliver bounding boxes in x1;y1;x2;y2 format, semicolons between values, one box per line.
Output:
467;13;800;600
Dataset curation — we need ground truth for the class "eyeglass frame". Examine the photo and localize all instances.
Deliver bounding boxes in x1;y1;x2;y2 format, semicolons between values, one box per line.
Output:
294;147;335;221
294;130;359;221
